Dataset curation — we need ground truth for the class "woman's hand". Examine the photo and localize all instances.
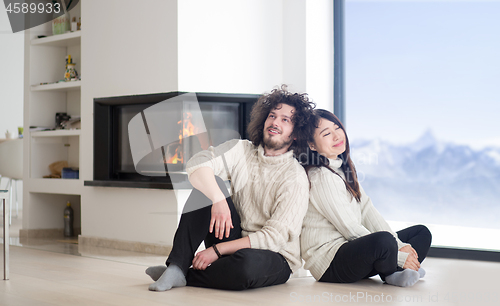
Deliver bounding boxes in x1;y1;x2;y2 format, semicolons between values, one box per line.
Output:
400;245;420;271
210;199;233;239
403;253;420;271
400;245;418;259
192;247;219;270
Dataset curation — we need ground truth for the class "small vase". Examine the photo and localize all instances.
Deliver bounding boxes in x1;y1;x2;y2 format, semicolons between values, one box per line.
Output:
65;63;78;81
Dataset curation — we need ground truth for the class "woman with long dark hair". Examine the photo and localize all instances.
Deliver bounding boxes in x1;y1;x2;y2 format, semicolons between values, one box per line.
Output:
299;109;432;287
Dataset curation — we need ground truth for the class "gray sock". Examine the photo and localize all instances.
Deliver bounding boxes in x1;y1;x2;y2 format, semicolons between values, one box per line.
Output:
385;269;420;287
148;264;186;291
146;265;167;281
418;267;426;278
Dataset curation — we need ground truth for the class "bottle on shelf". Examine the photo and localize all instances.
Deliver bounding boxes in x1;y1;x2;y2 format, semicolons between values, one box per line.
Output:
71;17;77;32
64;201;74;237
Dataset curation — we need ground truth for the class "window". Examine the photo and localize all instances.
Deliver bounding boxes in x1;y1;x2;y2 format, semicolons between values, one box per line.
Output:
345;0;500;251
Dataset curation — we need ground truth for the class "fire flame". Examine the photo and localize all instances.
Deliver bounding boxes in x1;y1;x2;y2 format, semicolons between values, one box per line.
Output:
167;112;198;164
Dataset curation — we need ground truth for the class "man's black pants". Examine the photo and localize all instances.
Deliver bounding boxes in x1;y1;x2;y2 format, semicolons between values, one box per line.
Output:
166;176;292;290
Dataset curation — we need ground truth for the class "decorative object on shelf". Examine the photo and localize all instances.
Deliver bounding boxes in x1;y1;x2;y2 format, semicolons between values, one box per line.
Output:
64;55;78;81
5;130;12;139
60;116;81;130
43;160;69;178
52;0;71;35
71;17;77;32
77;17;81;30
62;167;79;179
17;127;23;139
64;201;74;237
56;112;71;129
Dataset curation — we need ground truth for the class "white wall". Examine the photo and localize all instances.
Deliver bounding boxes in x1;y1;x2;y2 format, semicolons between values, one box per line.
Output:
177;0;334;105
178;0;284;94
0;7;24;138
81;0;180;244
306;0;334;111
1;6;24;209
282;0;306;93
281;0;335;111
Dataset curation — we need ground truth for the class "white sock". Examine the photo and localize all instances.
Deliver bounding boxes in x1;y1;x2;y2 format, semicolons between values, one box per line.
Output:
385;269;420;287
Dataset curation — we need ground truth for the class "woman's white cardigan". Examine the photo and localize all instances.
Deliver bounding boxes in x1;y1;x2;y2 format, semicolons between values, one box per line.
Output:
300;158;409;280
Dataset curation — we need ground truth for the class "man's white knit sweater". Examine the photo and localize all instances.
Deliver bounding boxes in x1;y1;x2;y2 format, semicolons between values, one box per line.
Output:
186;139;309;272
301;158;410;280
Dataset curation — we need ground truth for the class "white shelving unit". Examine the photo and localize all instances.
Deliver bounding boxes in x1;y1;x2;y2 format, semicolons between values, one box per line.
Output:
23;2;83;236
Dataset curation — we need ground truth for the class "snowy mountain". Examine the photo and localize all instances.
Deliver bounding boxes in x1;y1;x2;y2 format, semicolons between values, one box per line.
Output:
350;131;500;229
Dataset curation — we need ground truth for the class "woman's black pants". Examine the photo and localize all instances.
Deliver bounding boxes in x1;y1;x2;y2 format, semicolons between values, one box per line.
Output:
166;176;292;290
319;225;432;283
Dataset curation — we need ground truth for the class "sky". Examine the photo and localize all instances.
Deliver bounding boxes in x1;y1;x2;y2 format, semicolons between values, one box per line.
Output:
345;0;500;149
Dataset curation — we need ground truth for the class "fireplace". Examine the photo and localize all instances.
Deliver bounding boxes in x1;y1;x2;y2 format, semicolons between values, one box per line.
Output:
84;92;259;189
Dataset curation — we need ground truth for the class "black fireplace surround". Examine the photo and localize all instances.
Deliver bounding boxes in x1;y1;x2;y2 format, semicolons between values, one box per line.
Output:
84;92;259;189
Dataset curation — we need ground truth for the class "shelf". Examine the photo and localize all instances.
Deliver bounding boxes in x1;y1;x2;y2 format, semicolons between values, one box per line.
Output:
28;178;82;195
31;130;81;137
31;31;81;48
31;81;81;92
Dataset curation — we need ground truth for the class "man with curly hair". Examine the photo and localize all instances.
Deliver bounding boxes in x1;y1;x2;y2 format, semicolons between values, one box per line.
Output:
147;85;315;291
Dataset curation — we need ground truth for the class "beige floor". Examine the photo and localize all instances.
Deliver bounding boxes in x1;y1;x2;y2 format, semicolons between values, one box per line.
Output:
2;216;500;306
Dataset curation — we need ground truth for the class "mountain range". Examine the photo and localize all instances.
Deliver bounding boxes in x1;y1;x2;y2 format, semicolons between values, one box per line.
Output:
350;130;500;229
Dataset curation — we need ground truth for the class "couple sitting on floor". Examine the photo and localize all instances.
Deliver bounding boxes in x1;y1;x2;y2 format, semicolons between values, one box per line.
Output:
146;86;432;291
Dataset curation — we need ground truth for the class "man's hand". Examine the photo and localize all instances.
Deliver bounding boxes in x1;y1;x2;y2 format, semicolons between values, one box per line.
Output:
188;167;233;239
210;199;233;239
192;247;219;270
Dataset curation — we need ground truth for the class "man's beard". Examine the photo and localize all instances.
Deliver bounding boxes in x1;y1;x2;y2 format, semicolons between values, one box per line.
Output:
263;130;294;151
